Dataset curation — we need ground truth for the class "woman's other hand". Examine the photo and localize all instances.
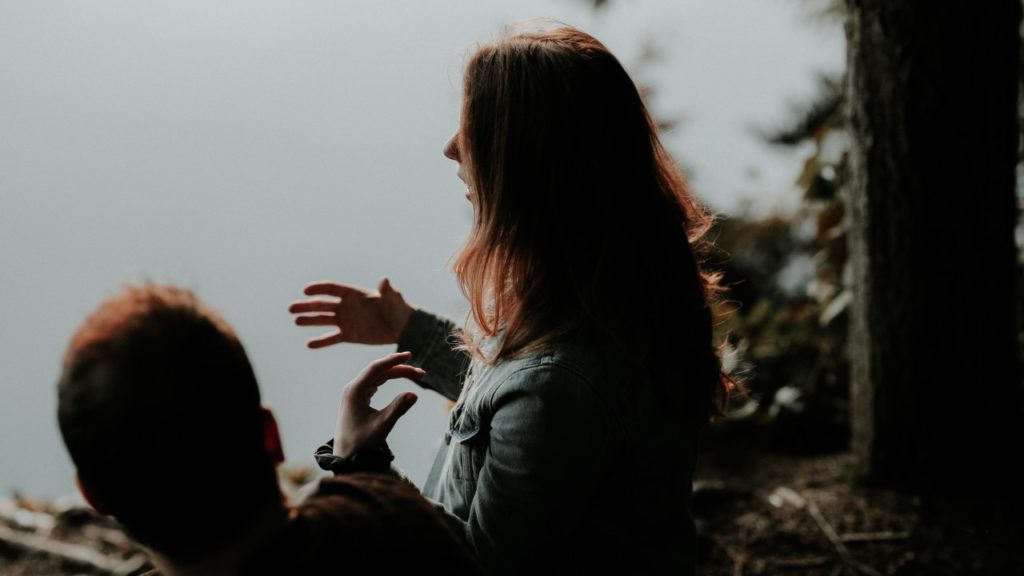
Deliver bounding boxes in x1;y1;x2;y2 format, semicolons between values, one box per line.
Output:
289;277;416;348
334;352;422;457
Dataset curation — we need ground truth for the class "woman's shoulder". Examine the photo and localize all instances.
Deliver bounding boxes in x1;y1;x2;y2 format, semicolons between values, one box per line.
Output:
479;334;635;406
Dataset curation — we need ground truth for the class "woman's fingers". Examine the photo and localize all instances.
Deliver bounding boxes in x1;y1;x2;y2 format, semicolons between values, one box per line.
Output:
377;365;427;385
292;279;408;346
294;314;337;326
333;354;421;457
308;331;347;349
348;352;417;394
375;392;419;436
288;300;338;314
368;351;413;373
344;362;424;409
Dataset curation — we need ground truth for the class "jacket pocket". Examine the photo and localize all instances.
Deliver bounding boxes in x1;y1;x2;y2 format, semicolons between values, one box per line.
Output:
447;405;485;496
450;407;482;443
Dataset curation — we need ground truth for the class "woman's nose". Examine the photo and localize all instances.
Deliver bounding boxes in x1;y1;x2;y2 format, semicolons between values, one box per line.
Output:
443;133;460;161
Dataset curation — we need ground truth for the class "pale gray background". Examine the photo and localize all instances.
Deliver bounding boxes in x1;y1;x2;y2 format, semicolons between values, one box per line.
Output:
0;0;842;498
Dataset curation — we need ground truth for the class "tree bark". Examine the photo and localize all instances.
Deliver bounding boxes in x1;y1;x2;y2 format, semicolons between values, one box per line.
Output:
845;0;1023;495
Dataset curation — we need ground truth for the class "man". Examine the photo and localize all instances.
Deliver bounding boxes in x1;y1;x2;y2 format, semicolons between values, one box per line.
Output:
57;284;480;575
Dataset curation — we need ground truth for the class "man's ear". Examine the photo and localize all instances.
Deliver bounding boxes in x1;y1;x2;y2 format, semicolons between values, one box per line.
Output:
261;406;285;466
75;474;110;516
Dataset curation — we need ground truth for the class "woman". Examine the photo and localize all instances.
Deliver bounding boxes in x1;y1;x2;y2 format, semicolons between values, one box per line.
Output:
290;25;732;575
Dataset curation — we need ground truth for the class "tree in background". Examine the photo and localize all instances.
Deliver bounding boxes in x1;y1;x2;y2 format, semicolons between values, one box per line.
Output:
577;2;1024;477
577;2;1024;494
845;0;1023;495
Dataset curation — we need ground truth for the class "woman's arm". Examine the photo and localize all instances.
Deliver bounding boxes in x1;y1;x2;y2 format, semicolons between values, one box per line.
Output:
396;309;471;402
289;278;469;402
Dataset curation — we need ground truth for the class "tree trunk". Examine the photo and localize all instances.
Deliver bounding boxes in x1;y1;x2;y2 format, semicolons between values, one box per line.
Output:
845;0;1023;496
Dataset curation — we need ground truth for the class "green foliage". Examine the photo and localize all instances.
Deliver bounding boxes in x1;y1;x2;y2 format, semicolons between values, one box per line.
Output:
709;77;852;453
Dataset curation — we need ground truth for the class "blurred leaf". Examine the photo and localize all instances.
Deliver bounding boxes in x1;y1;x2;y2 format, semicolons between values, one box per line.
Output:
657;117;680;133
815;200;845;241
795;156;822;191
819;290;852;327
797;0;846;24
760;76;844;146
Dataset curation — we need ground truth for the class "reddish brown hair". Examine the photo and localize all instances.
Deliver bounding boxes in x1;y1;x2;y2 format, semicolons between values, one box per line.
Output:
452;26;732;418
57;284;278;559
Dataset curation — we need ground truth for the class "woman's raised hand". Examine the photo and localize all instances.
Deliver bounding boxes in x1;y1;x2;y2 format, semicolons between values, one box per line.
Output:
334;351;422;457
289;277;416;348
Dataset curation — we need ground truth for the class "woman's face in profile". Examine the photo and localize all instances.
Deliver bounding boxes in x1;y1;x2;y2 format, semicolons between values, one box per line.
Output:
443;132;474;204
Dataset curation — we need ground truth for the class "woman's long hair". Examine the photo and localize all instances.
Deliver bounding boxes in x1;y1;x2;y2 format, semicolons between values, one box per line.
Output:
452;25;733;420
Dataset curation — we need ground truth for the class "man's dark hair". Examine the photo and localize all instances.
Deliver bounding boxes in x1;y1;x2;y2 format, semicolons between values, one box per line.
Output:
57;284;279;559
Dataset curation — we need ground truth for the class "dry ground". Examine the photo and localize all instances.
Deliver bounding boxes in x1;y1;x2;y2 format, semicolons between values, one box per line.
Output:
2;453;1020;575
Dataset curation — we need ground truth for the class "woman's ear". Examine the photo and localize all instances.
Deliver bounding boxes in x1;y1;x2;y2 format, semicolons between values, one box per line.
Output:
261;406;285;466
75;474;109;516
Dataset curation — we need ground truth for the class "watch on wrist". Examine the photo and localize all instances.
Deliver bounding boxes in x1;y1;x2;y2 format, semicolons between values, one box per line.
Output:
315;440;395;475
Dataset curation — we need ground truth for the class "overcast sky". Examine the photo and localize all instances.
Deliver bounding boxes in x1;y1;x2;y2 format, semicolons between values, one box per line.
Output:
0;0;843;498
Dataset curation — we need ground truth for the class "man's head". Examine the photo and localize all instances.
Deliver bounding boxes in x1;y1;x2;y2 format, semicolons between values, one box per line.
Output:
57;284;283;559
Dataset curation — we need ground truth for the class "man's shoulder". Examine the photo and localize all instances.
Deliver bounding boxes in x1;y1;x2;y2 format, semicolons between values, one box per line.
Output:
241;475;481;574
296;474;436;522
